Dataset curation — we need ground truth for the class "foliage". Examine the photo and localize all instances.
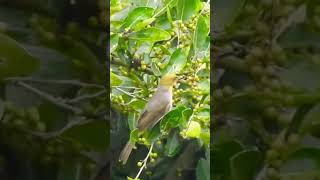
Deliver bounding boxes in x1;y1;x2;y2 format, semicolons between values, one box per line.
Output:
110;0;210;179
0;1;107;180
213;0;320;179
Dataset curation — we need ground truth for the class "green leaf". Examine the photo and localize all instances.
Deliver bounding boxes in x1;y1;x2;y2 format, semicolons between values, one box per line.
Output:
110;34;119;53
151;62;162;76
200;131;210;146
194;16;209;52
301;104;320;137
111;7;131;22
52;38;105;83
280;171;320;180
110;72;122;87
0;33;39;80
279;147;320;179
177;0;201;21
128;28;171;42
196;158;210;180
132;17;156;31
279;54;320;92
163;48;187;74
165;131;181;157
279;24;320;49
182;108;192;122
128;99;146;110
61;121;109;152
212;140;243;177
121;7;154;29
198;79;210;94
160;106;187;132
213;0;246;32
146;123;161;143
129;128;139;144
230;150;263;180
185;121;201;138
128;113;137;131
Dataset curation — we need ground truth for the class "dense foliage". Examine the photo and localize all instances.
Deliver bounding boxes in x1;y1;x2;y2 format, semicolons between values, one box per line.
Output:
110;0;210;179
0;1;108;180
213;0;320;179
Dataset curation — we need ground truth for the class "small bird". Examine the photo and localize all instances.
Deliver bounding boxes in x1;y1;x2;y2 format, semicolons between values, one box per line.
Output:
119;73;178;164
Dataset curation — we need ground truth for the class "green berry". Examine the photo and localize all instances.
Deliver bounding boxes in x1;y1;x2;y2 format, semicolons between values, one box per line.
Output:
288;134;300;145
26;107;40;122
222;86;233;96
265;107;278;119
88;16;98;28
36;122;46;132
137;161;143;167
266;149;279;161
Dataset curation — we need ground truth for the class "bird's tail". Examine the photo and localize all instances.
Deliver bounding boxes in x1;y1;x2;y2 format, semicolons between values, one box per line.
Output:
119;141;134;164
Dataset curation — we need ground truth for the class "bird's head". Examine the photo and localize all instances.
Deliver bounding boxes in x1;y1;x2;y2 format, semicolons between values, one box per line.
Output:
159;73;178;89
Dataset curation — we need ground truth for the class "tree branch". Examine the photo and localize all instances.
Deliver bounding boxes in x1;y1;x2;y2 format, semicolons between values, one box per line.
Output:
6;77;104;89
17;81;82;114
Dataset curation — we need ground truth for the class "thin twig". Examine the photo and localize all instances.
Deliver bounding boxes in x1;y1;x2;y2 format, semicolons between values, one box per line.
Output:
17;81;82;114
68;90;107;104
28;118;91;139
134;143;154;180
114;87;146;101
6;77;104;88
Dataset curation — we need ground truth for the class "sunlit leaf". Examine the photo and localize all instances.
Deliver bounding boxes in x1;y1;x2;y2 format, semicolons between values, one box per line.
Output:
121;7;154;29
177;0;201;21
129;128;139;144
194;16;209;52
128;27;171;42
163;48;187;74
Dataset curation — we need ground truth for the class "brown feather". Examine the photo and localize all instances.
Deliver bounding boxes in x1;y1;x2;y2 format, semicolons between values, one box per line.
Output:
118;141;134;164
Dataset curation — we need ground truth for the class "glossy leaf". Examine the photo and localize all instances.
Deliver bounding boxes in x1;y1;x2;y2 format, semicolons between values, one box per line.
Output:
185;121;201;138
279;24;320;49
132;17;156;31
177;0;201;21
0;33;39;80
128;113;137;131
194;16;209;52
160;106;187;132
230;150;263;180
128;27;171;42
212;140;244;177
146;123;161;143
165;131;181;157
163;48;187;74
196;158;210;180
110;72;122;87
121;7;154;29
213;0;246;32
110;34;119;53
279;54;320;92
129;128;139;144
151;62;162;76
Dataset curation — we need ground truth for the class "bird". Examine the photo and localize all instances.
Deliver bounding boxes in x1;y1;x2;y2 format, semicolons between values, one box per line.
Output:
119;73;178;164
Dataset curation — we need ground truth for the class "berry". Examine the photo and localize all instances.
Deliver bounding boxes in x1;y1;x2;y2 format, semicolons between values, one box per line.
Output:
137;161;143;167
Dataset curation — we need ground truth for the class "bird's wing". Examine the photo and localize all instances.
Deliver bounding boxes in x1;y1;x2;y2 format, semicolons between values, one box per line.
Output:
137;90;171;131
